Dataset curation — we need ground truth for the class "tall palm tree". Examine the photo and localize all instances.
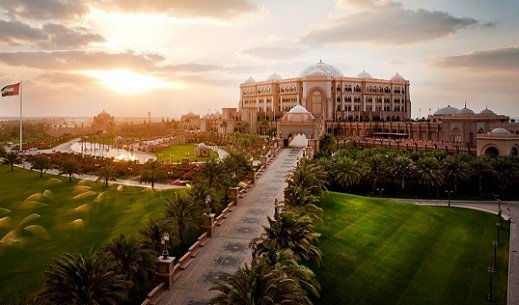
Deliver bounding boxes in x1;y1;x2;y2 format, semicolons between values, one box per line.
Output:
3;151;21;172
59;158;80;182
195;159;225;191
391;155;414;190
221;153;252;187
251;210;322;265
444;155;471;192
285;159;327;200
332;156;362;190
38;253;128;305
139;218;170;255
188;181;218;214
99;235;155;290
470;156;493;196
318;132;336;158
361;154;387;194
414;156;443;195
31;155;51;178
163;194;202;245
491;156;519;198
96;162;117;188
139;160;166;189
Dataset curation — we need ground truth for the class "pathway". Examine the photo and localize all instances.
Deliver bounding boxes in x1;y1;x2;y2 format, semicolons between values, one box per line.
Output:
397;199;519;305
158;147;303;305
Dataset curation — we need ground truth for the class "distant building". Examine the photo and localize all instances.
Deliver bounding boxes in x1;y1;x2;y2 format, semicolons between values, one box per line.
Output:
91;110;114;133
181;112;201;130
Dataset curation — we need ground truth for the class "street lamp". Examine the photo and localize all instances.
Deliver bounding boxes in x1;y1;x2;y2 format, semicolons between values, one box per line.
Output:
445;190;453;207
487;266;495;302
161;232;170;259
205;195;212;215
492;240;498;270
376;187;384;197
496;222;502;246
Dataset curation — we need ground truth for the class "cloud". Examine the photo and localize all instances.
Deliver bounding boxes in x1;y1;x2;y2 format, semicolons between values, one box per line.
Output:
433;47;519;71
161;63;222;73
0;19;105;49
97;0;259;19
301;1;478;45
0;50;164;71
36;72;97;87
240;47;304;60
0;19;46;44
0;0;88;20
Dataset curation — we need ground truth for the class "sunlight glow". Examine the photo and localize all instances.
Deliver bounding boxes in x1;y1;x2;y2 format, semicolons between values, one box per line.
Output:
80;69;181;94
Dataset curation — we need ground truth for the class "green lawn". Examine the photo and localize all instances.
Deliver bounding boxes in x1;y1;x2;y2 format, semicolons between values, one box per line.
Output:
0;166;177;297
315;193;509;305
154;143;218;163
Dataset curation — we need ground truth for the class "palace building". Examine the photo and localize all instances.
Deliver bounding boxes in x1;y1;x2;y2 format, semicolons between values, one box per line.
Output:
239;60;411;133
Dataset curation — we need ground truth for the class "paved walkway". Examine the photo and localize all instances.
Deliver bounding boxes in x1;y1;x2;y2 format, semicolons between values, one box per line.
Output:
159;148;303;305
397;199;519;305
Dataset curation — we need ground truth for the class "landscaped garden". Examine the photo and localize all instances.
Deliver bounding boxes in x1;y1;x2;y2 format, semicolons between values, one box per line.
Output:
154;143;218;163
314;192;509;305
0;166;179;297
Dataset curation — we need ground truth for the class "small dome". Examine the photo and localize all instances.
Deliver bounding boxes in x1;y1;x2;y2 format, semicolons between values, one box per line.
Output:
391;73;405;81
433;105;459;116
490;128;511;135
357;70;372;78
480;107;495;115
198;142;209;148
267;73;282;81
244;76;255;84
456;106;475;115
282;105;315;122
300;60;343;78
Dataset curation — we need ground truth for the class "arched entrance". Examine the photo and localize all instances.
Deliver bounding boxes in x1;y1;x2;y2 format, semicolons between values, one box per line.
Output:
484;146;500;157
288;133;308;147
512;146;519;156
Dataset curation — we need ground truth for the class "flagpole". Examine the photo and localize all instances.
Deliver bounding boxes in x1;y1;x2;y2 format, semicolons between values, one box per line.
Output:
19;80;22;153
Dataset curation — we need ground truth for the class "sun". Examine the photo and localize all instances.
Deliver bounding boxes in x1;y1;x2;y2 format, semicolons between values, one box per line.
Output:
80;69;180;94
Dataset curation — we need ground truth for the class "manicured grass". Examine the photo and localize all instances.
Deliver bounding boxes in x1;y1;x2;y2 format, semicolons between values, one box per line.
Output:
154;143;218;163
315;192;509;305
0;166;178;297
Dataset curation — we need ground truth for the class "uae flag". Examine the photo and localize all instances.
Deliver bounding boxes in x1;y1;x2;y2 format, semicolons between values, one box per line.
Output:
1;83;20;97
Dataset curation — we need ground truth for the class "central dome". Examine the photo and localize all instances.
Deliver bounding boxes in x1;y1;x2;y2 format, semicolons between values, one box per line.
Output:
300;60;343;78
282;105;315;122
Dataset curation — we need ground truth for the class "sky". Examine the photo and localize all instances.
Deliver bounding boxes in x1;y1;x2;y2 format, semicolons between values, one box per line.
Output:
0;0;518;119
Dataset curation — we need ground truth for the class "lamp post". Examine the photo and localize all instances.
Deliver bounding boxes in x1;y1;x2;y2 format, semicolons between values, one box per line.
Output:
161;232;170;260
496;222;501;245
376;187;384;197
487;266;495;302
205;195;212;215
492;240;498;270
445;190;453;207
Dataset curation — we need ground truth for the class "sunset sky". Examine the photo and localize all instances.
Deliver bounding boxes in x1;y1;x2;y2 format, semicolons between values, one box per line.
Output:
0;0;517;119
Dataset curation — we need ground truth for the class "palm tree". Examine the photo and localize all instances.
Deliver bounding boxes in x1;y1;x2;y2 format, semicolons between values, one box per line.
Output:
163;194;202;245
96;161;117;188
251;210;322;265
31;155;51;178
195;159;225;191
414;156;443;195
285;159;327;200
318;132;336;158
59;158;80;182
470;156;493;196
139;160;166;189
188;181;218;214
444;155;471;192
491;156;519;198
391;155;414;190
361;154;387;194
100;235;155;290
221;153;252;187
139;218;169;255
210;251;318;305
332;156;362;190
38;252;128;305
3;151;20;172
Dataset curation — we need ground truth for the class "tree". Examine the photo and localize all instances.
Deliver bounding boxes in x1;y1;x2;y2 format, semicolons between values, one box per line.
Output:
163;194;202;245
414;156;443;195
361;154;387;194
31;155;51;178
100;235;155;293
470;156;493;196
96;162;117;188
391;155;414;190
210;251;318;305
195;159;225;191
285;159;327;199
3;151;21;172
444;155;471;193
139;160;166;189
332;156;362;190
251;210;322;265
491;156;519;198
318;132;336;158
139;219;169;255
59;159;80;183
221;153;252;188
188;181;219;214
0;146;6;159
38;253;128;305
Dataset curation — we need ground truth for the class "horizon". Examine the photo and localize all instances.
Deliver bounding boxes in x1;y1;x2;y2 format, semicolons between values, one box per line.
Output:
0;0;518;119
